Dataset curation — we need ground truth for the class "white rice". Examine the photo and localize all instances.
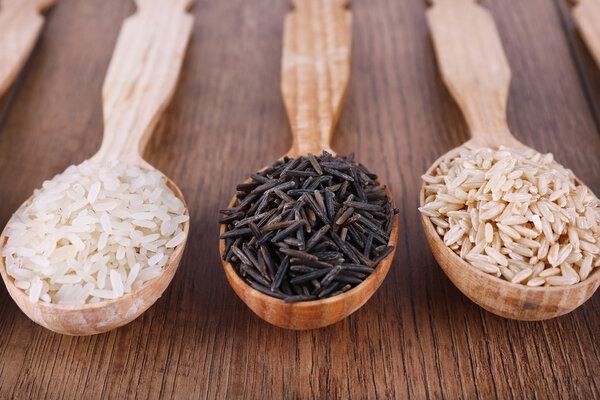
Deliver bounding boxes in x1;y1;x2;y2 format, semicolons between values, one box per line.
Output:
419;145;600;286
2;161;189;305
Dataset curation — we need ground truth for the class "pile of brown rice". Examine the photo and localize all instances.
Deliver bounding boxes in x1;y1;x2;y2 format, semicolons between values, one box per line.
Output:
419;145;600;286
2;161;188;305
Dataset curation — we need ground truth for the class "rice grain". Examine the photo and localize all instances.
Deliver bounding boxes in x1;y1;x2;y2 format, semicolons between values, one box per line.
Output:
2;161;187;304
420;145;600;286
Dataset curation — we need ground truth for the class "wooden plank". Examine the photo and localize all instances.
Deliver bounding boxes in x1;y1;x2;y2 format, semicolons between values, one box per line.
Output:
0;0;599;398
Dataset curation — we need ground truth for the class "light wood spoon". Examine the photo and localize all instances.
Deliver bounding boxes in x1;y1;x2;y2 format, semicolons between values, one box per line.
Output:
570;0;600;68
219;0;399;330
0;0;56;97
422;0;600;321
0;0;193;335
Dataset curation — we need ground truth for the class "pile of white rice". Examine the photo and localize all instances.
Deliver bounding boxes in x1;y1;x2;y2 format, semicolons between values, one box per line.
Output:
420;145;600;286
2;161;188;305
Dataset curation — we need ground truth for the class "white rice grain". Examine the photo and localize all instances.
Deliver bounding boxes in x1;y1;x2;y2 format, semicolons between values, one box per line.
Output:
2;161;188;304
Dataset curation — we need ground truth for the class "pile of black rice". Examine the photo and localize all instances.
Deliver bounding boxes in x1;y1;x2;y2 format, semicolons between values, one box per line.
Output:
220;151;397;303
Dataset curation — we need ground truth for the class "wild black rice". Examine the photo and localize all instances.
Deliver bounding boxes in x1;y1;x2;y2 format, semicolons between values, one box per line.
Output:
220;151;397;302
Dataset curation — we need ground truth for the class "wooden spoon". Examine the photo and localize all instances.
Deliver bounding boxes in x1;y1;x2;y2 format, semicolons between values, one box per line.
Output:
219;0;399;330
0;0;194;335
421;0;600;320
0;0;55;97
570;0;600;68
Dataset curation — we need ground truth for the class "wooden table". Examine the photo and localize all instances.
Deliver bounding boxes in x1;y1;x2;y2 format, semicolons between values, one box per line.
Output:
1;0;600;398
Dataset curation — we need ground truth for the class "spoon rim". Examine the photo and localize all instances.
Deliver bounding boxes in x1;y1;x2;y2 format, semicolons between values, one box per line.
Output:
420;212;600;292
0;170;190;311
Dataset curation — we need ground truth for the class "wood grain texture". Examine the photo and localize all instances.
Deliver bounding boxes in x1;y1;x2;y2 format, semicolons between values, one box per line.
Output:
281;0;351;157
92;0;194;167
0;0;600;398
425;0;519;148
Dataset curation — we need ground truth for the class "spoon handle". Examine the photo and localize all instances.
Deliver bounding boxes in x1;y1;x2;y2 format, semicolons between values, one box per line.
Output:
0;0;55;97
281;0;351;158
571;0;600;68
93;0;194;167
426;0;519;148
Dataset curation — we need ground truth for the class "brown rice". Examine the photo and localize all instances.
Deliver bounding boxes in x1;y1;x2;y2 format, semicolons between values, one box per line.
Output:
419;145;600;286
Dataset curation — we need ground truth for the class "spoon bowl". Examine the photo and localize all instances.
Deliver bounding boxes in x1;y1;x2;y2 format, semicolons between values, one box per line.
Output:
221;177;398;330
0;178;189;335
420;147;600;320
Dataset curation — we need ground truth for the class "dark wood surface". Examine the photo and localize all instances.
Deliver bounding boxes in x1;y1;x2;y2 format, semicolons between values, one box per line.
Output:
1;0;600;398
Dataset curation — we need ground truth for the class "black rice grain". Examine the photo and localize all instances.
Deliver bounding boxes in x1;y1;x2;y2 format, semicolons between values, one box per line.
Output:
220;151;397;302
